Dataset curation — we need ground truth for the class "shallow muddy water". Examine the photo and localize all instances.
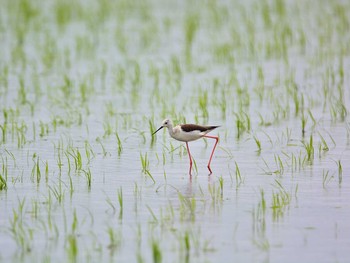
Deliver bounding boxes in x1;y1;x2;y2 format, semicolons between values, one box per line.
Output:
1;0;350;262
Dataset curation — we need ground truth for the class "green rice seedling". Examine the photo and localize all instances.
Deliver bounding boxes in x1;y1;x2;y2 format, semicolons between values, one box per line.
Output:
149;118;156;145
114;23;127;53
253;238;270;251
18;77;27;105
337;160;342;186
271;180;291;220
184;13;199;65
66;234;78;263
117;187;123;219
219;90;227;119
163;170;167;181
33;156;41;185
274;154;284;175
149;63;160;90
301;112;307;136
49;183;64;204
252;200;266;237
61;75;73;99
57;149;63;175
5;149;16;168
15;121;27;148
71;209;78;234
213;42;235;64
133;182;142;201
171;55;182;80
45;191;54;227
198;90;209;120
234;111;251;138
235;116;244;138
271;191;286;220
83;168;92;189
272;101;290;124
32;122;36;141
79;79;92;103
294;184;298;199
103;120;113;137
115;132;123;156
322;78;330;111
1;156;9;182
39;121;49;137
152;238;162;263
178;193;196;221
208;182;222;205
140;152;150;174
105;102;116;116
68;174;74;198
308;109;317;128
139;130;146;145
254;68;265;102
330;106;337;122
292;90;301;117
105;193;116;215
30;154;39;181
281;127;292;144
162;152;166;166
318;132;329;156
136;251;145;263
346;123;350;145
146;170;156;184
291;152;301;173
84;140;95;163
167;142;175;161
235;161;243;187
131;64;141;105
65;151;72;175
236;83;251;109
260;189;266;215
330;101;347;122
183;231;190;263
107;227;122;254
253;135;261;153
338;101;347;122
302;135;314;163
96;137;108;156
8;198;32;253
147;205;158;224
220;146;234;160
218;176;224;197
155;153;160;165
115;65;126;91
322;170;333;188
0;174;7;191
191;157;198;175
0;65;8;92
0;123;7;143
67;147;83;171
30;198;39;219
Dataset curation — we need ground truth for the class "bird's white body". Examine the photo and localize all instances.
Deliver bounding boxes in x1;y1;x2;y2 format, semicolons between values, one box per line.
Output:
167;123;212;142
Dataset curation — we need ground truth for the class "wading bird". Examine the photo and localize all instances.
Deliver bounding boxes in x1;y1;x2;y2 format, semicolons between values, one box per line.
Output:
153;119;219;175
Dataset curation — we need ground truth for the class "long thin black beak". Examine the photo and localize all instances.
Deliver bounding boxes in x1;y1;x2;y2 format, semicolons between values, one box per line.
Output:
152;126;163;135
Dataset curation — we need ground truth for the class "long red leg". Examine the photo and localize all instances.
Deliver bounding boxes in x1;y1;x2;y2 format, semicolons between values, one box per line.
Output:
203;135;219;174
185;142;192;176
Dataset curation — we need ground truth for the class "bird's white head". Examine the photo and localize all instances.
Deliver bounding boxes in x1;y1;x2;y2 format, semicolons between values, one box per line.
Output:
152;118;172;135
161;118;172;128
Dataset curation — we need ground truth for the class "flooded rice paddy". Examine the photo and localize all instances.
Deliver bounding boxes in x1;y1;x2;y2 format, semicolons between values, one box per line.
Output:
1;0;350;262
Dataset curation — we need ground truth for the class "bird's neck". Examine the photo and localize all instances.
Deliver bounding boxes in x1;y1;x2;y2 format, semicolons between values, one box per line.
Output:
167;124;174;136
